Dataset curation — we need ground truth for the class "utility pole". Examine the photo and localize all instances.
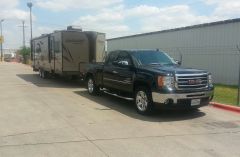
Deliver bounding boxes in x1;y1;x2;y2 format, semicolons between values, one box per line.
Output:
27;2;33;42
22;21;26;47
18;21;27;48
0;19;4;62
27;2;33;60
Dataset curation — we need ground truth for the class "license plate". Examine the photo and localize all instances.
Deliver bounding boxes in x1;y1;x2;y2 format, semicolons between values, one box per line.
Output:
191;99;201;106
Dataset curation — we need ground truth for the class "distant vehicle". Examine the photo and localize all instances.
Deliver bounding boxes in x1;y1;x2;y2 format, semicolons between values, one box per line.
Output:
31;27;105;79
85;50;214;115
4;53;14;62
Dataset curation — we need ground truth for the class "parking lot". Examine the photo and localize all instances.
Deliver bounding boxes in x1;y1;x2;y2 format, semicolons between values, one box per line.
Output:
0;62;239;157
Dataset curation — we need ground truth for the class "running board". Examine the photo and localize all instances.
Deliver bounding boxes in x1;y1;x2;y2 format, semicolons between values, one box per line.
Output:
103;90;134;101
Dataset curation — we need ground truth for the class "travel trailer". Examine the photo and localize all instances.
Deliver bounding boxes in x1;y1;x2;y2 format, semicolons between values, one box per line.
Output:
31;27;105;78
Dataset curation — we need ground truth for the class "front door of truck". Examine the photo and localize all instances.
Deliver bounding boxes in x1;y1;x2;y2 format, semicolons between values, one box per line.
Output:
113;51;134;92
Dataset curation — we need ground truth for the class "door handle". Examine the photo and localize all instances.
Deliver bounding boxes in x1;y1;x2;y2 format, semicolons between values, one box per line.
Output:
112;71;118;74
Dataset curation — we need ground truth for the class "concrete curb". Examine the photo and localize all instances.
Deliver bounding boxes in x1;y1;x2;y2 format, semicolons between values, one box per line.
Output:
210;102;240;114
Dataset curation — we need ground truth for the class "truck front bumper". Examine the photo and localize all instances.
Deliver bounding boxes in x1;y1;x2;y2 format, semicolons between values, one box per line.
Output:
152;90;214;108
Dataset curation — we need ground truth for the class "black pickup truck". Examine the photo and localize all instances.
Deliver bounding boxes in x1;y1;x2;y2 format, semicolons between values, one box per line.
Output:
85;50;214;115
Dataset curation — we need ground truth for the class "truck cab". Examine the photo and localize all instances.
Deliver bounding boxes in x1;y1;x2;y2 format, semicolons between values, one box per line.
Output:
86;50;214;115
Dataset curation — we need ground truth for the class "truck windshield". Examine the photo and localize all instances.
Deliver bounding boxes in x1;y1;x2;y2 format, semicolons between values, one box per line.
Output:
131;51;176;66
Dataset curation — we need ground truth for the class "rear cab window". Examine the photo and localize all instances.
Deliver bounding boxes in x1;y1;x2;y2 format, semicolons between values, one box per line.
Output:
106;51;119;65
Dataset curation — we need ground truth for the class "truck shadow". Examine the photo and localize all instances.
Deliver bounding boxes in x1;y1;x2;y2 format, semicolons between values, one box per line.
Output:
17;74;85;88
74;90;206;122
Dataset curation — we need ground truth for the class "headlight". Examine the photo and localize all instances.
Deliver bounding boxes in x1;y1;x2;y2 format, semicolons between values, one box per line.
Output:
158;76;174;88
208;74;213;85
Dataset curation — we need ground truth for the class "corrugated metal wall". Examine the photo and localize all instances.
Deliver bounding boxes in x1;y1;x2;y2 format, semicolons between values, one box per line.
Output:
107;22;240;85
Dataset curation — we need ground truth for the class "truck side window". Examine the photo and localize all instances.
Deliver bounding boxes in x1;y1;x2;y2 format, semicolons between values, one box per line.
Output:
106;51;119;65
117;51;133;66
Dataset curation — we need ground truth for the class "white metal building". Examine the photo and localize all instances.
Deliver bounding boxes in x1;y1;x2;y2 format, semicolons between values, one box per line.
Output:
107;18;240;85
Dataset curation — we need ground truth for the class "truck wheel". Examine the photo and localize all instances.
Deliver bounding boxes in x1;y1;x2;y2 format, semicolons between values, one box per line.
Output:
134;86;154;115
87;77;99;95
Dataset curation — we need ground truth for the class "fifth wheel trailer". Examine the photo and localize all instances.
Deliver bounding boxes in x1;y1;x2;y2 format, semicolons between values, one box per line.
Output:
32;28;106;78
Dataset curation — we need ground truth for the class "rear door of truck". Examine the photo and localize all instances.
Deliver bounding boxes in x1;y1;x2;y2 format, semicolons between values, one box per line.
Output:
102;51;119;89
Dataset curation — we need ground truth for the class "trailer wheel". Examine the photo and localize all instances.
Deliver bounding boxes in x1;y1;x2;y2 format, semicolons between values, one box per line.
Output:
134;86;154;115
42;70;46;79
39;70;42;78
39;69;48;79
87;77;99;95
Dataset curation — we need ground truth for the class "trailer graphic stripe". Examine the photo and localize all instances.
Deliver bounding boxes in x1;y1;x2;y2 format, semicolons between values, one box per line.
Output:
62;43;74;62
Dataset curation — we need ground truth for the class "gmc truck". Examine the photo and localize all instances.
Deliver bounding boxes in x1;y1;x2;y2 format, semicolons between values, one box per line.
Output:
85;50;214;115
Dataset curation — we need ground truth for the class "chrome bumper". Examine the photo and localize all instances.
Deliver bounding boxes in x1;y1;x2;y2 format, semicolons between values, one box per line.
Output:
152;90;214;104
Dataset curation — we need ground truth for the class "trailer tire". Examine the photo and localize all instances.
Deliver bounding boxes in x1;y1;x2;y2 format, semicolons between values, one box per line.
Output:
39;70;42;78
42;70;46;79
87;77;100;95
39;69;48;79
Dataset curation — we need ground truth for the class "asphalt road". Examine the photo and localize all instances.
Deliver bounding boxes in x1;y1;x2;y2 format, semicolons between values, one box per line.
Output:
0;62;240;157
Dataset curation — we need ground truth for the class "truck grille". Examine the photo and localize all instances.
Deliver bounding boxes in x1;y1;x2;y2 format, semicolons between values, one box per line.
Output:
175;73;208;90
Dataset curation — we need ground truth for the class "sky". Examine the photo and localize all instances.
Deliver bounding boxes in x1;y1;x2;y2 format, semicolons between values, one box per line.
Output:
0;0;240;49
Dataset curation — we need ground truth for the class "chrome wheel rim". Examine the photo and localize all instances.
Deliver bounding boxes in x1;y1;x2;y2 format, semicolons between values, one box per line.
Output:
88;79;94;93
136;91;148;111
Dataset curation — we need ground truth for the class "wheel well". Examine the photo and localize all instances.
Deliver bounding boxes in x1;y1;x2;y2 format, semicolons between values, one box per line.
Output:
85;73;93;81
134;81;150;91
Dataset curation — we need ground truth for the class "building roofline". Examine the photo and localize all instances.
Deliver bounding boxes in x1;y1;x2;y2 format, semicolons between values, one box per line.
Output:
107;18;240;41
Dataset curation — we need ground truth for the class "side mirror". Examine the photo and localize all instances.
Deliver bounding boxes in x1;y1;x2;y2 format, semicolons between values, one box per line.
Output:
175;60;182;65
113;60;130;67
119;61;129;66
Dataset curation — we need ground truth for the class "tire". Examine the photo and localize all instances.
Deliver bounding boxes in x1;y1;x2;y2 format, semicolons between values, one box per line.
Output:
39;69;48;79
42;70;46;79
39;70;42;78
134;86;154;115
87;77;100;95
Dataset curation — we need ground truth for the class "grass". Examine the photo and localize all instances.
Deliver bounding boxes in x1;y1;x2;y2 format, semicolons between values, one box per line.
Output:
213;84;239;106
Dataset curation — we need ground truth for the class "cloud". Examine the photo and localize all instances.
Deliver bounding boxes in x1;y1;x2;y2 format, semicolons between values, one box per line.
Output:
0;0;28;21
0;10;28;21
36;0;123;11
0;0;19;9
0;0;31;49
203;0;240;16
3;0;240;49
73;10;129;38
126;5;160;17
73;4;225;38
127;5;223;32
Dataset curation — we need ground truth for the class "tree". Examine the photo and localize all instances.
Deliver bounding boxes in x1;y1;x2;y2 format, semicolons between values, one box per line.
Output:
19;47;30;64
